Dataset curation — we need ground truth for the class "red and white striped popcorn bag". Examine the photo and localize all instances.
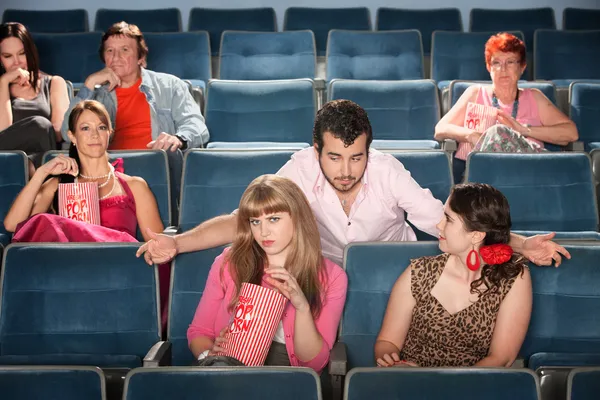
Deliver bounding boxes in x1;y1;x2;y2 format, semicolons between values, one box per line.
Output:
58;182;101;225
455;102;499;160
218;282;288;366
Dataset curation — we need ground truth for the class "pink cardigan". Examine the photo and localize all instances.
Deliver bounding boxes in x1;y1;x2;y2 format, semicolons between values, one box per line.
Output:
187;248;348;373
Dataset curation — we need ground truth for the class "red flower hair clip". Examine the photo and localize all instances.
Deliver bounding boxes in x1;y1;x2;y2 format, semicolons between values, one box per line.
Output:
479;244;513;265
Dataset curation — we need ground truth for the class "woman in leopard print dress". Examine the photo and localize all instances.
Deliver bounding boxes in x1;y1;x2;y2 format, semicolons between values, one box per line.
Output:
375;183;532;367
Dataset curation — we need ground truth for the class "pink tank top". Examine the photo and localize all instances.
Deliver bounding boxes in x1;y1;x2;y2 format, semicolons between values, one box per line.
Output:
455;85;543;160
99;173;137;238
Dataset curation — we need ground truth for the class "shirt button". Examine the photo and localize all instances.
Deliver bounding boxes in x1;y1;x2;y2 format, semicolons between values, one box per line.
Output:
283;312;287;317
285;334;291;338
348;222;351;226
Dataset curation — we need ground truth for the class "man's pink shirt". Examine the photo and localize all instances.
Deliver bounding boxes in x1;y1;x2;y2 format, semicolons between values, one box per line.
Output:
277;148;444;266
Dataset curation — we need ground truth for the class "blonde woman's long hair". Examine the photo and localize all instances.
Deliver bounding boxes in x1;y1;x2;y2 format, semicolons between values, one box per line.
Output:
225;174;325;317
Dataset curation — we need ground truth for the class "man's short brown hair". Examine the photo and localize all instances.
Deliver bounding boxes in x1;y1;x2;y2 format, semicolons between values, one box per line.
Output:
99;21;148;67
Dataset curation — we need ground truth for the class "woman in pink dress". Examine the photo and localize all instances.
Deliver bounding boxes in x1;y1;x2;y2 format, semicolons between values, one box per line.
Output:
434;32;579;183
4;99;164;241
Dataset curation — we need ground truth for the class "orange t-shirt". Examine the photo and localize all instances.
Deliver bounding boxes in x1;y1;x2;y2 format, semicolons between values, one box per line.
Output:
110;78;152;150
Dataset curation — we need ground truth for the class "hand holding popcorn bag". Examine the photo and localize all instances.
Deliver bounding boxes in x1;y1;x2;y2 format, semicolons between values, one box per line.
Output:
455;102;499;160
58;182;101;225
217;282;288;366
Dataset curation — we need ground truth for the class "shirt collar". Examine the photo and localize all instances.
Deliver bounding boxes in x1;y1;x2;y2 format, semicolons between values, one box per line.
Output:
139;68;153;90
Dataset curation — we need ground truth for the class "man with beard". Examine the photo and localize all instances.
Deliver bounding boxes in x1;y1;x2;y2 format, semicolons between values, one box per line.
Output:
136;100;570;267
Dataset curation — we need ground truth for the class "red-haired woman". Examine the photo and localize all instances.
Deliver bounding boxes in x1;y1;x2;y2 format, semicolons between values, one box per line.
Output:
435;32;578;183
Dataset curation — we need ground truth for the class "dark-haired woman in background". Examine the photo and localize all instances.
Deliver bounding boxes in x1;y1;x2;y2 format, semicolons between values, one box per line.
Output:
4;100;163;242
375;183;532;367
0;22;69;169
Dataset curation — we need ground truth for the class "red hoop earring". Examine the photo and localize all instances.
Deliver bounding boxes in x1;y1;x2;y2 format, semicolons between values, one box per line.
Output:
467;248;481;271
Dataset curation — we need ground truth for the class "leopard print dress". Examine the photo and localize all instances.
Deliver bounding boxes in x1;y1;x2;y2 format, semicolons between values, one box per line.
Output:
399;253;522;367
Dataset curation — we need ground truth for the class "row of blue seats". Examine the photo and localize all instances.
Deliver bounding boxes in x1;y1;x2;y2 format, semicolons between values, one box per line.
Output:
1;149;600;251
2;365;599;400
29;28;600;86
63;79;600;151
0;242;599;399
4;6;600;55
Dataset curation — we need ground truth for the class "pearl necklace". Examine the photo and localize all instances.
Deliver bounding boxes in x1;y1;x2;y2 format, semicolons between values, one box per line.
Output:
75;164;118;199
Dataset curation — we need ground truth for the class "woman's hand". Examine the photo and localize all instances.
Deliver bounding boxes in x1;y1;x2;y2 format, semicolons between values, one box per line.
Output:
34;155;78;180
1;68;30;87
265;267;310;312
467;130;482;145
209;326;229;355
497;110;530;136
376;352;418;367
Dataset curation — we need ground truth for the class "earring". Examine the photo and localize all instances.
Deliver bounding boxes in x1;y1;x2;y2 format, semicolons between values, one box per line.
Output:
466;246;481;271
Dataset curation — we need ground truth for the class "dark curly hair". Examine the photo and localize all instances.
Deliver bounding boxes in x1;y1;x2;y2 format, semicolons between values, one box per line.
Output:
313;100;372;154
449;183;526;297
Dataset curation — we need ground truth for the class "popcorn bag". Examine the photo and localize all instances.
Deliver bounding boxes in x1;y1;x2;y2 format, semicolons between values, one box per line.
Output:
58;183;101;225
464;102;498;133
218;282;288;366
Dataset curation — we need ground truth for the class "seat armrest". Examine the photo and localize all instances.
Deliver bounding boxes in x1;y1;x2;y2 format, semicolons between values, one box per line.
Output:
329;341;347;377
162;226;179;236
564;141;584;152
143;341;172;367
441;139;457;152
313;78;326;91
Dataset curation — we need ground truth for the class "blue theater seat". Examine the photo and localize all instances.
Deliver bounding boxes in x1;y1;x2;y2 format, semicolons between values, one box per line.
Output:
0;366;106;400
345;368;540;400
284;7;371;56
188;8;276;56
328;80;439;149
94;8;181;32
0;151;27;249
219;31;316;80
2;9;88;33
326;30;424;81
376;8;463;55
123;367;321;399
205;79;315;146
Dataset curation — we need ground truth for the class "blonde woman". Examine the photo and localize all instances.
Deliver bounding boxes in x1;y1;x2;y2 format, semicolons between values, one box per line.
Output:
187;174;348;373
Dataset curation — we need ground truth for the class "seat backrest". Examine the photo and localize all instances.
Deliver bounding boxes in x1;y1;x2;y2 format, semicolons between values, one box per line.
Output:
33;32;104;83
449;80;557;108
94;8;181;32
0;244;160;361
520;245;600;360
345;368;540;400
326;30;424;81
188;8;276;56
42;150;171;236
376;8;463;55
0;366;106;400
219;31;316;80
178;150;295;232
0;151;27;247
124;367;320;399
570;82;600;147
568;367;600;400
284;7;371;56
534;30;600;81
341;242;441;369
2;9;89;33
465;152;598;232
431;31;525;83
205;80;315;145
387;150;452;204
469;7;556;51
144;32;211;82
563;8;600;30
328;80;439;140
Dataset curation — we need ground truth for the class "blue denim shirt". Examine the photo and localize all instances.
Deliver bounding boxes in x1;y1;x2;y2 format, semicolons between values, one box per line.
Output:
61;68;209;148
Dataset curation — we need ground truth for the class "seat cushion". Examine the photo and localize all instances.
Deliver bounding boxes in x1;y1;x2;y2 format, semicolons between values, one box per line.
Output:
512;231;600;240
529;352;600;371
371;139;440;150
206;142;310;149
